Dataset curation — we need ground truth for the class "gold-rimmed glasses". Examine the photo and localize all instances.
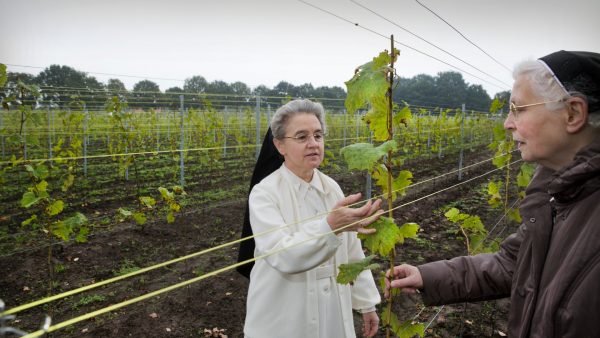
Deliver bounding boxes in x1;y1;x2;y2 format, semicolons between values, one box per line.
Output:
282;131;325;143
508;98;566;120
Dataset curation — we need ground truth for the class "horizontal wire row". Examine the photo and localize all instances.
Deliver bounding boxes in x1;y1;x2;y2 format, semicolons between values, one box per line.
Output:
15;158;519;337
2;150;516;316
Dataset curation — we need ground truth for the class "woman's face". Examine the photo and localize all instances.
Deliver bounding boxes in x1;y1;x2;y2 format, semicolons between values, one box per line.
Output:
504;75;570;170
274;113;325;179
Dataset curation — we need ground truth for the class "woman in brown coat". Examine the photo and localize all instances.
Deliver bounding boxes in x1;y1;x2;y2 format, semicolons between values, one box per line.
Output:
385;50;600;338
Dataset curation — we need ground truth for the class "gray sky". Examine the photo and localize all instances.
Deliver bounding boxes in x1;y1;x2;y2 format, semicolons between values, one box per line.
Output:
1;0;599;98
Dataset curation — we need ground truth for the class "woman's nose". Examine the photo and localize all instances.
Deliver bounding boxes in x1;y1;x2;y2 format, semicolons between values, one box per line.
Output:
503;114;515;131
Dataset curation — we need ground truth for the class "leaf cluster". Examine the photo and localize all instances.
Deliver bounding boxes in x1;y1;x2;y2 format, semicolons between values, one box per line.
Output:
119;185;187;226
444;207;495;254
20;163;88;242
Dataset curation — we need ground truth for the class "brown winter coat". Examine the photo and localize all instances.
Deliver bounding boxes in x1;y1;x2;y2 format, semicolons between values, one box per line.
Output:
418;135;600;338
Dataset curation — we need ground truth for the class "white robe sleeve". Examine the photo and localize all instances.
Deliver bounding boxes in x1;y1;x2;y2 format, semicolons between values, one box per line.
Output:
249;184;341;274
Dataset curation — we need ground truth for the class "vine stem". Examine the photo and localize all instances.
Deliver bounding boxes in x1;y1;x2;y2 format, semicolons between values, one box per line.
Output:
503;142;512;224
385;34;395;338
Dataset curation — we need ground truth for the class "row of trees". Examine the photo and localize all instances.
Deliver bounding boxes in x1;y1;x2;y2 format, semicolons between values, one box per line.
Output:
3;64;509;111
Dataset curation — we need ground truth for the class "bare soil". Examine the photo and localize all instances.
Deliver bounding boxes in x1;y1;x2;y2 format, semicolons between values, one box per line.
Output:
0;148;516;337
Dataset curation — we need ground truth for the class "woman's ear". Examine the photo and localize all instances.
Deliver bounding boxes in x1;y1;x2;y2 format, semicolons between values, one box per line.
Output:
565;96;589;133
273;138;286;156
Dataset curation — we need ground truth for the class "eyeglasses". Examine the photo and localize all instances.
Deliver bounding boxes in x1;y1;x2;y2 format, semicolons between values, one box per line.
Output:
508;98;566;120
282;131;325;143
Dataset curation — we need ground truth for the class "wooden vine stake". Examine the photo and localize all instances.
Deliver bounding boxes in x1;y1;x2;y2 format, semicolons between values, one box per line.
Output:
336;36;424;338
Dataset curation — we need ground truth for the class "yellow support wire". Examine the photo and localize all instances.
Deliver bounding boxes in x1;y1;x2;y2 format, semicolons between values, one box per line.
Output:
17;159;518;337
1;150;512;317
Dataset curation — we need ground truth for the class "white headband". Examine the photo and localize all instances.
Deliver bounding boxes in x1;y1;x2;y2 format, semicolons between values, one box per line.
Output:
537;59;569;95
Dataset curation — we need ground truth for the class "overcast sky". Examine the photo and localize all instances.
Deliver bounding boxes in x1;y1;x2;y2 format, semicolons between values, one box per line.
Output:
1;0;599;98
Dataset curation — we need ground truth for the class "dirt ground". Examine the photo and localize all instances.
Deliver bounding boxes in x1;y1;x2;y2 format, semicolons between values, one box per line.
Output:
0;149;516;337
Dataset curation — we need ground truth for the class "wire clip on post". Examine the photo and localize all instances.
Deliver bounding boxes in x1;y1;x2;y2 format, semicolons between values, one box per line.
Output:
0;299;51;337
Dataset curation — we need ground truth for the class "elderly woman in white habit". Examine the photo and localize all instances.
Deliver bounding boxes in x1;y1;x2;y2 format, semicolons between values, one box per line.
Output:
243;99;383;338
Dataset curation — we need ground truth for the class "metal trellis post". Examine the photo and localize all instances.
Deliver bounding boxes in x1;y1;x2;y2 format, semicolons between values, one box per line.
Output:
83;105;88;177
47;107;52;162
255;95;261;160
458;104;465;180
179;95;185;187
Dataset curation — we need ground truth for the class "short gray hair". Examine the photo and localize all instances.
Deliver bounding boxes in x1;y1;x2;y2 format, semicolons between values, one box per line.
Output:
513;60;600;126
270;99;327;139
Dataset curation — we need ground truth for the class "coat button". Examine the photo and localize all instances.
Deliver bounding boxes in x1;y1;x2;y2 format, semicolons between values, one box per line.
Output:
529;218;536;223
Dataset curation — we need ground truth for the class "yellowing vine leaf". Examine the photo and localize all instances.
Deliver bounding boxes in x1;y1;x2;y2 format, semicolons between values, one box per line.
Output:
336;255;379;285
345;50;395;114
340;140;397;171
139;196;156;208
487;181;502;208
363;95;390;141
372;166;413;202
393;105;412;128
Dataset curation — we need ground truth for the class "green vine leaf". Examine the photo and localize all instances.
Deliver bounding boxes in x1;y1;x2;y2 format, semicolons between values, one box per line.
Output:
397;222;419;243
381;307;425;338
139;196;156;208
372;166;413;202
166;210;175;223
118;208;133;217
63;212;88;228
507;208;522;223
52;212;89;241
0;63;7;88
26;164;49;180
379;274;400;298
489;97;506;114
46;200;64;216
51;221;71;241
336;255;379;285
340;140;397;171
345;50;395;114
359;216;400;256
61;174;75;192
359;218;418;256
76;226;89;243
445;208;488;254
444;207;462;222
21;214;38;227
21;191;41;208
159;187;174;200
133;212;147;225
517;163;535;188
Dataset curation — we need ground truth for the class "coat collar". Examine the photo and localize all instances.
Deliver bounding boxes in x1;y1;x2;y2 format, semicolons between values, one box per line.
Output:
548;134;600;204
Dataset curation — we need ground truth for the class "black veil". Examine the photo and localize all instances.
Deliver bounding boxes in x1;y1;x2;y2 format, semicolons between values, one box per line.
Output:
236;127;284;278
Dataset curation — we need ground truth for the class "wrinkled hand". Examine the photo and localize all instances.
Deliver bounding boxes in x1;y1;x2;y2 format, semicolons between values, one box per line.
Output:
384;264;423;298
326;193;383;234
362;311;379;337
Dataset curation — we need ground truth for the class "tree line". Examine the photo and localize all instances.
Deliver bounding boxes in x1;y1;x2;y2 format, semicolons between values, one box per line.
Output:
2;64;509;112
